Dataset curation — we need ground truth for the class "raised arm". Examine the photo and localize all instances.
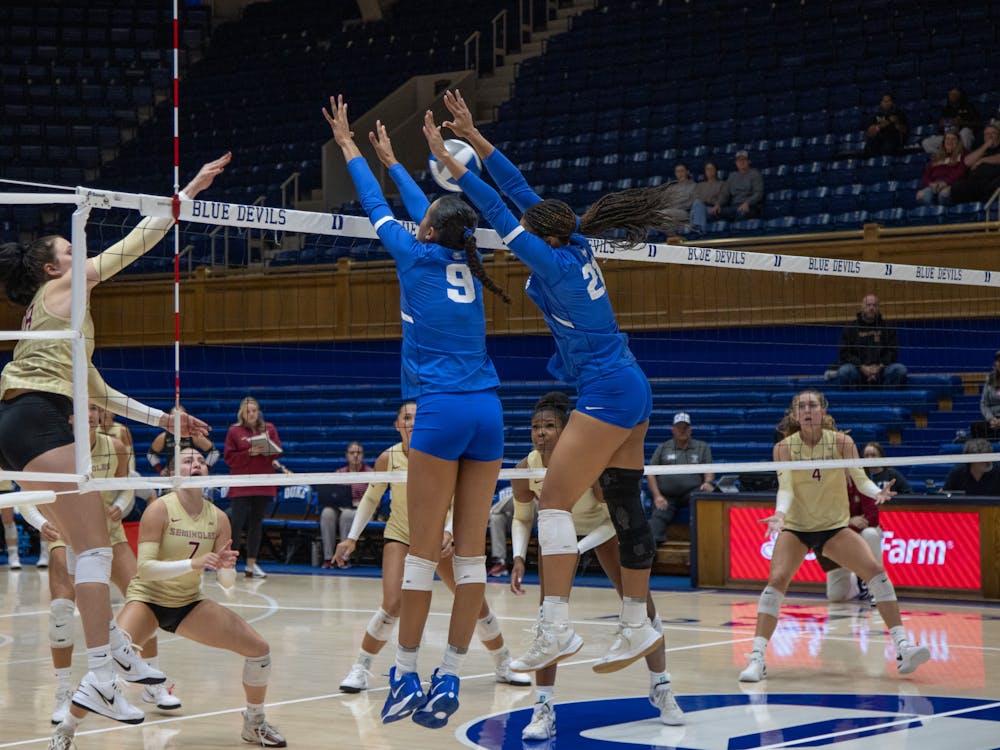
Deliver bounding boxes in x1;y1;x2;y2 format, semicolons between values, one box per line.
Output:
88;365;209;436
367;119;431;222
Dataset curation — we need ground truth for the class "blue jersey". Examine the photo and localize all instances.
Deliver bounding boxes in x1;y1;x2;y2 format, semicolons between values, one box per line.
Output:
347;157;499;398
458;150;635;386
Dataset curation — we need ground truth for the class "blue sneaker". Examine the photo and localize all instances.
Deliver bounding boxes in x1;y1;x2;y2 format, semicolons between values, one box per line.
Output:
412;669;460;729
380;667;426;724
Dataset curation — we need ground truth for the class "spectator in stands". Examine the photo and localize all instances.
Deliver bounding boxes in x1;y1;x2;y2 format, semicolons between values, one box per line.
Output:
939;120;1000;205
487;486;515;577
922;87;980;154
970;350;1000;440
915;130;967;205
832;294;907;387
320;441;373;566
647;412;715;545
147;405;220;476
223;396;282;579
659;163;696;226
863;93;910;157
943;438;1000;495
691;160;724;207
689;150;764;232
861;441;912;493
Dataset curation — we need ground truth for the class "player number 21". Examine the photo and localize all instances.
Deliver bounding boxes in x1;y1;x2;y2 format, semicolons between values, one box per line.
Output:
582;261;607;300
446;263;477;303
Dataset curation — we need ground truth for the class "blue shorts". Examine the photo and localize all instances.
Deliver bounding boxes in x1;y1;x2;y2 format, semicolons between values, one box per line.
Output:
411;390;504;462
576;363;652;429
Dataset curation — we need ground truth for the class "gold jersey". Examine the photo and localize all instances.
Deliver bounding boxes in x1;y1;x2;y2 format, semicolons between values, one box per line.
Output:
781;429;851;532
527;449;609;535
126;493;218;608
98;421;135;474
381;443;410;545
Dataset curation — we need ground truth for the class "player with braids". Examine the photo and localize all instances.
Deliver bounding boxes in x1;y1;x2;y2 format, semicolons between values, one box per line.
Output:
424;90;668;677
739;389;930;683
509;392;683;741
0;153;228;732
324;96;505;730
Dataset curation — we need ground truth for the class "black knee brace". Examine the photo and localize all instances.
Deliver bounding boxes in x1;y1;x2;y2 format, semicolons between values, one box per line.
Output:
600;467;655;569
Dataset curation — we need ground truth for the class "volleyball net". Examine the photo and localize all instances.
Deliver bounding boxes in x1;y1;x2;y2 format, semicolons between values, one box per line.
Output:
2;183;1000;504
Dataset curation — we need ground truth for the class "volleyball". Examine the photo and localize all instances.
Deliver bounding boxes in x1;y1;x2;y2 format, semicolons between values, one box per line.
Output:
428;139;482;192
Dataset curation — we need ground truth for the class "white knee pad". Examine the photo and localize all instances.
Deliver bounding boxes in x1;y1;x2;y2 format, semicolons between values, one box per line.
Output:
826;569;855;602
49;598;76;649
537;509;577;556
861;527;883;562
758;585;784;618
867;572;896;604
73;547;112;586
65;547;77;576
401;554;437;592
476;611;502;642
453;554;486;586
243;654;272;687
365;608;398;642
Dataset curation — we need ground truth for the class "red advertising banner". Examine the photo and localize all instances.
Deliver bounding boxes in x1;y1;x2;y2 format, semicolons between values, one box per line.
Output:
727;507;981;589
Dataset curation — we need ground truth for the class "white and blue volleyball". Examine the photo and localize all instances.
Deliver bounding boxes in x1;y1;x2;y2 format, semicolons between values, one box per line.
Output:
428;139;482;192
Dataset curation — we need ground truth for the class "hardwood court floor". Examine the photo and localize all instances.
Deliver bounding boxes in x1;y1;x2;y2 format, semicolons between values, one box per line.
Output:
1;567;998;749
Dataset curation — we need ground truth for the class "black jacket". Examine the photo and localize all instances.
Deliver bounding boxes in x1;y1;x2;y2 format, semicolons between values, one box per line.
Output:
838;313;899;367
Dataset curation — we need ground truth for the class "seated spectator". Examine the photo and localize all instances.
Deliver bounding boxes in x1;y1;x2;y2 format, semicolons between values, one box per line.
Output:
942;438;1000;495
319;441;373;567
863;93;909;157
146;405;220;476
861;441;912;493
659;163;697;226
915;130;967;205
487;486;516;577
689;151;763;232
922;87;980;154
647;412;715;544
970;350;1000;440
831;294;907;387
940;120;1000;205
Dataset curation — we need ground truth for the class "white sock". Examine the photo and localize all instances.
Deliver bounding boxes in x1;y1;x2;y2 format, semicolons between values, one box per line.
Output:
622;597;647;626
356;650;374;669
488;645;509;668
649;670;668;688
439;644;467;677
889;625;908;652
59;712;81;732
108;621;128;651
541;596;570;625
246;702;264;719
752;636;769;655
395;645;418;675
3;522;16;546
55;667;73;691
535;685;555;703
86;645;114;683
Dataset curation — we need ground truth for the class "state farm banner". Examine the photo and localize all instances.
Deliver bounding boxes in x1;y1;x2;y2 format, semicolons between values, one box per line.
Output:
727;507;981;590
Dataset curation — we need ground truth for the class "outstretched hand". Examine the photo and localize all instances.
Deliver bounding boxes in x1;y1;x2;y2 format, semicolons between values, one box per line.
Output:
441;89;476;138
322;95;356;148
182;152;232;199
160;410;210;439
368;120;398;168
758;510;785;536
873;478;896;505
422;109;448;159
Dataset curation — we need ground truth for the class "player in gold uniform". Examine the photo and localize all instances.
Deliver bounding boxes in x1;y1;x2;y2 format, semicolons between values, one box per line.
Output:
333;402;529;694
508;392;683;741
739;390;930;682
51;448;286;748
0;155;228;732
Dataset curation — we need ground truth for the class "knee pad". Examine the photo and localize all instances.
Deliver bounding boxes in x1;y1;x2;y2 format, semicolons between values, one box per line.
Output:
476;611;502;643
365;608;398;642
452;554;486;586
401;554;437;592
825;569;854;603
243;653;272;687
861;527;883;562
49;598;76;649
537;509;577;556
601;468;655;569
867;572;896;603
577;521;616;555
73;547;112;586
758;585;784;618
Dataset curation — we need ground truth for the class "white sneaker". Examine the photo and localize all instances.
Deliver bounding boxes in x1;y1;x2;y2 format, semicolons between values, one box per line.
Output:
522;700;556;741
339;663;370;693
897;643;931;675
51;687;73;725
71;671;145;724
247;563;268;579
142;682;182;710
47;725;75;750
509;622;583;673
113;641;166;685
495;655;532;686
7;549;21;570
592;619;663;674
649;680;685;725
37;544;50;568
739;652;767;682
241;711;287;747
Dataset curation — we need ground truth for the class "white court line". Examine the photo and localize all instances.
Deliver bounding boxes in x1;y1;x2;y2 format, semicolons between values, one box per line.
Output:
755;699;1000;750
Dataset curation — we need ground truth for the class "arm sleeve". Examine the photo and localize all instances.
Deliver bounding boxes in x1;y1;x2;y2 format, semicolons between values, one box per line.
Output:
346;157;422;272
511;499;535;560
17;504;48;532
346;481;387;540
88;367;165;427
91;199;186;281
848;465;881;498
137;541;194;581
112;490;135;517
203;447;220;467
775;470;794;513
481;149;543;212
146;447;163;470
388;163;431;222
